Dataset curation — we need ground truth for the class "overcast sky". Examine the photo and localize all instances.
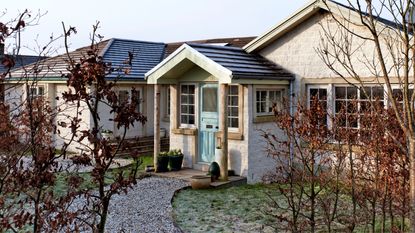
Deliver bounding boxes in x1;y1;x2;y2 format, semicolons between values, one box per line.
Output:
2;0;320;55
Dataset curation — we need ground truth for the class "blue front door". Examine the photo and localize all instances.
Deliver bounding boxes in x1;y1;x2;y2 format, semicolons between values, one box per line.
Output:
199;83;219;163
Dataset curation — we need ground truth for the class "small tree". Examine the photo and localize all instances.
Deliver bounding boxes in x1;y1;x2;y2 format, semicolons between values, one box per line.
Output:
317;0;415;229
60;22;146;232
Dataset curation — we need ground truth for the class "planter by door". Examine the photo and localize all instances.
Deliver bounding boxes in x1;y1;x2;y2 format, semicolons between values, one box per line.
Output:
190;175;211;189
169;155;183;171
156;156;169;172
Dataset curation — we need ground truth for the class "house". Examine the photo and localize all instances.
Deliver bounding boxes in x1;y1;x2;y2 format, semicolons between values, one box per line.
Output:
147;0;398;183
0;43;47;102
5;37;254;152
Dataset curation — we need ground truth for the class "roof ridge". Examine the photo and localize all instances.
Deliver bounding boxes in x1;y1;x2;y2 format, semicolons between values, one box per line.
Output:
110;38;165;45
186;43;244;51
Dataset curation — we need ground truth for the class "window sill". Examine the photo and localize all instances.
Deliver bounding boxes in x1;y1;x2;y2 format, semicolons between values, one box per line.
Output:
172;128;197;136
253;115;275;123
216;131;244;141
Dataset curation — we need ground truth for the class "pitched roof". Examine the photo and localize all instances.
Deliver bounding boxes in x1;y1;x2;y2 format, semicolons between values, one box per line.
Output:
146;43;293;84
9;39;166;81
0;55;48;74
165;37;255;57
9;39;111;79
103;39;165;80
244;0;401;53
188;43;292;79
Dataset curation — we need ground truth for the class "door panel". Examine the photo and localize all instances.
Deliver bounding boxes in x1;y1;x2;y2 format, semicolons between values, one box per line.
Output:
199;84;218;163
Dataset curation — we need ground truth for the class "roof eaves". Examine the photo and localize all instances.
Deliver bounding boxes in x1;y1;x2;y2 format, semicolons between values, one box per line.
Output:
244;0;320;53
244;0;399;53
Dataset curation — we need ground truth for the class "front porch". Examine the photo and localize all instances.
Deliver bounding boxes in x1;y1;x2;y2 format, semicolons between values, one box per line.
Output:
151;168;247;188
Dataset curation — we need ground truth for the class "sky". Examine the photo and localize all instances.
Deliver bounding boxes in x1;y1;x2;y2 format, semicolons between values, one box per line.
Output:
2;0;312;55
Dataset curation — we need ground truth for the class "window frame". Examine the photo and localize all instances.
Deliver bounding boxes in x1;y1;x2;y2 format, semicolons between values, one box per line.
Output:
254;86;285;117
28;84;46;100
333;85;385;129
179;83;197;128
116;87;143;113
307;85;329;126
228;85;240;131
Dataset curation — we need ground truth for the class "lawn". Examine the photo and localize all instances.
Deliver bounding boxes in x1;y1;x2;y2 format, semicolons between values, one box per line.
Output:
172;184;279;233
53;154;153;197
172;184;408;233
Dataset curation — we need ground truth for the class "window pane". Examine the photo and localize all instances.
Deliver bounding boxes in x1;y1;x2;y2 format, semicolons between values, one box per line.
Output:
230;118;238;128
335;87;346;99
38;87;45;96
335;100;345;113
361;87;371;100
347;87;358;99
181;115;188;124
202;87;217;112
372;87;384;100
188;115;195;124
181;95;188;104
188;85;195;94
229;85;238;95
319;89;327;99
181;105;188;114
119;91;129;104
230;107;238;116
230;96;238;106
189;105;195;114
310;88;319;97
181;85;188;94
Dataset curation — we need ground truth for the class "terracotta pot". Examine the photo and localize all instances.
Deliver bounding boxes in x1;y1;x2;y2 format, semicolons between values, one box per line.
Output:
190;175;211;189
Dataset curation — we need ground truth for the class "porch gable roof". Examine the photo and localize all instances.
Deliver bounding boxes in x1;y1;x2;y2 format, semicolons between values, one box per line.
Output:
145;43;293;84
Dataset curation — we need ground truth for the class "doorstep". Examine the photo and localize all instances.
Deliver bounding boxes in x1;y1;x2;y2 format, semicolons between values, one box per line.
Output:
149;168;247;188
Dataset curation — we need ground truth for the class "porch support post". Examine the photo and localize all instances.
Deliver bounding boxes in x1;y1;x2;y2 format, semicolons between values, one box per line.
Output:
154;84;161;171
219;83;228;181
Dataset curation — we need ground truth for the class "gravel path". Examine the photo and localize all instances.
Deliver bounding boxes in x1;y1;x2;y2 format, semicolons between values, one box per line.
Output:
105;177;189;233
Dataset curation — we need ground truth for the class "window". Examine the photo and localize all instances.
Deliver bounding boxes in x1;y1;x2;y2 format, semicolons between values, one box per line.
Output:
392;88;413;105
29;85;45;100
334;86;384;128
256;89;283;115
228;85;239;128
308;87;328;125
118;89;140;112
166;86;171;116
180;84;195;125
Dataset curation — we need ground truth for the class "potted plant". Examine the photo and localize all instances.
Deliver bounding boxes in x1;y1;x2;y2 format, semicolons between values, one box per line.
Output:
101;129;113;140
208;162;220;181
168;149;184;171
156;151;169;172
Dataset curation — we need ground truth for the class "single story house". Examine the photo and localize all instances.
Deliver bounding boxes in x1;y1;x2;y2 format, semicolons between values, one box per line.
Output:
0;43;48;102
147;0;402;183
5;37;254;152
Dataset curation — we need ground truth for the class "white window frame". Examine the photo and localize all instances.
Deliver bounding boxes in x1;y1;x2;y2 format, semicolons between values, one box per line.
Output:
391;84;414;106
333;85;385;129
254;86;285;117
179;83;197;128
307;85;329;126
29;84;46;99
228;85;240;131
116;87;143;113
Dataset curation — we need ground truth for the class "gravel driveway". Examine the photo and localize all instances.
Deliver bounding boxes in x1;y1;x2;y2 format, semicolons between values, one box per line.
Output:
105;177;189;233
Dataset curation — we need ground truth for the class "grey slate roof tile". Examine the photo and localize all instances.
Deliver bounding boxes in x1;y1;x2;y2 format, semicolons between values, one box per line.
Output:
187;43;293;80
